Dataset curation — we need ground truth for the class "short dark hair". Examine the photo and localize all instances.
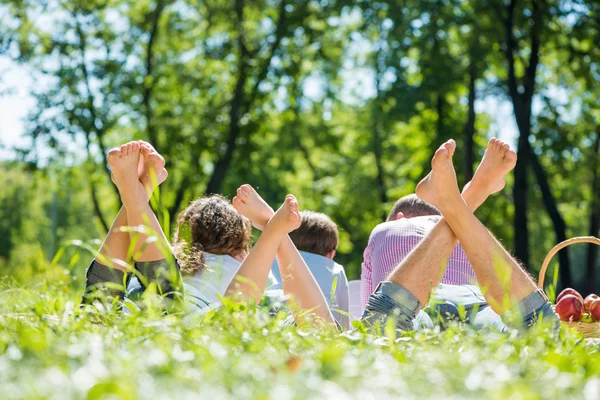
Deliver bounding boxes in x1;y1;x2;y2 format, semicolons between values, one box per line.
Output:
387;194;440;221
288;211;338;256
173;195;252;275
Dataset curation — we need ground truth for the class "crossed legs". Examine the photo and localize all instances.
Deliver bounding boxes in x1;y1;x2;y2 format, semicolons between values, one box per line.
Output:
229;188;336;327
84;141;180;303
363;138;557;330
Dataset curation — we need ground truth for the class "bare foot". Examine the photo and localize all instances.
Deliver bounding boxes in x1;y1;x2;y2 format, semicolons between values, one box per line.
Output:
468;138;517;195
264;195;302;234
108;141;146;206
460;138;517;210
232;184;274;230
415;139;461;211
138;141;168;194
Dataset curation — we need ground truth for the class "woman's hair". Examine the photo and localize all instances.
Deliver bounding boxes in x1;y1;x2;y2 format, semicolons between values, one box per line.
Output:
173;195;252;275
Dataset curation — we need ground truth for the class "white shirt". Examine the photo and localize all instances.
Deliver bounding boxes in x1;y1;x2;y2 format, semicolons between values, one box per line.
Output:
184;253;281;311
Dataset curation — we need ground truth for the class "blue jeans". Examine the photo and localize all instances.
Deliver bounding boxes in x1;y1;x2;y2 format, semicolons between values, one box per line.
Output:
361;282;559;332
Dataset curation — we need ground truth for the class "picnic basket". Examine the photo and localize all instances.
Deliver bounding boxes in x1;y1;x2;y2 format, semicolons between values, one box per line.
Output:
538;236;600;338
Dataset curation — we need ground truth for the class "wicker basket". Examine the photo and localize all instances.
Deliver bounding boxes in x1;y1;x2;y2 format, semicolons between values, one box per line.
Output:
538;236;600;338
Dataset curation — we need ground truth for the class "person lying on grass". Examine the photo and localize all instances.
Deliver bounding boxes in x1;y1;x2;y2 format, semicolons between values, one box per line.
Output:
361;194;478;313
231;185;345;327
276;210;349;329
82;141;335;328
361;138;560;332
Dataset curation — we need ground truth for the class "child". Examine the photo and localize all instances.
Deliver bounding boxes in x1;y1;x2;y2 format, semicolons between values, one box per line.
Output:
233;185;349;328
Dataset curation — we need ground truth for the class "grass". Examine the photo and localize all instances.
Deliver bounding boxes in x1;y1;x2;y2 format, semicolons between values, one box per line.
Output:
1;261;600;400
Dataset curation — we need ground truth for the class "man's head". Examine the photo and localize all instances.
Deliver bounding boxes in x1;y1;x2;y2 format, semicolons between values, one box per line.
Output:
288;211;339;259
387;194;441;221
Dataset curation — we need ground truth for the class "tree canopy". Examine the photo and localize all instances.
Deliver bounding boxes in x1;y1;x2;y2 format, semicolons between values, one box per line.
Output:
0;0;598;290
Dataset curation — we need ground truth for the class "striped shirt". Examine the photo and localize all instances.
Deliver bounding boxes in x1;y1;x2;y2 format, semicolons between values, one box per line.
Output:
360;216;478;309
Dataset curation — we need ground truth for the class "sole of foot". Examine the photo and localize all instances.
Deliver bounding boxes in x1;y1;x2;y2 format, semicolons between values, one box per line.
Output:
108;141;145;205
469;138;517;195
266;195;302;234
415;139;460;211
232;184;275;229
139;141;168;190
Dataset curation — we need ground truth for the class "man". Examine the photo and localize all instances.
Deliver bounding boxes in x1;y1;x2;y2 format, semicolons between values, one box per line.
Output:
271;211;350;329
361;194;477;310
361;138;558;332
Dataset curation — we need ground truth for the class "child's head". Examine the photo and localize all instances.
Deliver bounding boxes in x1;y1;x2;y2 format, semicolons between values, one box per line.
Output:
288;211;338;259
173;194;252;274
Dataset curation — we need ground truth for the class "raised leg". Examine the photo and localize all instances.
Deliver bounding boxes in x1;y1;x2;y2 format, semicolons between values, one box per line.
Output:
225;196;302;303
415;139;542;315
84;142;169;303
107;141;178;298
387;138;516;306
96;141;168;269
232;185;336;326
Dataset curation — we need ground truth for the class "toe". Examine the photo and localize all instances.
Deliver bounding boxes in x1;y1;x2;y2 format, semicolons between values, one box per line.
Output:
108;148;120;159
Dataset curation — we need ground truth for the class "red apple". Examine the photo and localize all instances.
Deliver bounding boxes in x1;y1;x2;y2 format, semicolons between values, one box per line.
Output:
590;300;600;322
584;294;600;311
555;294;584;322
556;288;583;304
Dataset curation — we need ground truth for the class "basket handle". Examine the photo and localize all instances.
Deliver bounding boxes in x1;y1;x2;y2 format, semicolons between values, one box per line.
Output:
538;236;600;289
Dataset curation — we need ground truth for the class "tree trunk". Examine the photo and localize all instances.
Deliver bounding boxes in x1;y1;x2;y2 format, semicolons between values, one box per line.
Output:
204;48;247;195
204;0;287;195
527;142;571;288
513;131;530;267
586;133;600;293
144;0;166;149
436;92;446;146
463;61;477;185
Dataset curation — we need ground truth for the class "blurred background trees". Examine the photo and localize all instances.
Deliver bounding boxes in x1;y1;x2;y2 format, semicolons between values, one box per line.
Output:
0;0;598;292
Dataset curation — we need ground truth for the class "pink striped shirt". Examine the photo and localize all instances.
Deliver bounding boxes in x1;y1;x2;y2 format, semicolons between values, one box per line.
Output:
360;216;478;309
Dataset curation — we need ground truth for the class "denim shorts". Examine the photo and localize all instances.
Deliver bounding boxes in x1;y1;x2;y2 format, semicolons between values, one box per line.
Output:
361;282;559;333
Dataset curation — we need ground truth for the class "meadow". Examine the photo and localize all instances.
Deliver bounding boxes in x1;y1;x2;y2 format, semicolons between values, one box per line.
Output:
1;255;599;400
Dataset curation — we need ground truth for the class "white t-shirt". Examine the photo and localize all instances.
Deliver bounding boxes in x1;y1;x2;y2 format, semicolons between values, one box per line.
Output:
183;253;282;311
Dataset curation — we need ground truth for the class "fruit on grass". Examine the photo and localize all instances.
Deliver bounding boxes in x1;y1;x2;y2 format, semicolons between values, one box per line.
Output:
555;294;584;322
583;294;599;311
590;300;600;322
556;288;583;304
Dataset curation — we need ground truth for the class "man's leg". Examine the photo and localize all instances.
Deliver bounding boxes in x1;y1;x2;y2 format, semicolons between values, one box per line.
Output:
232;185;336;327
415;139;556;325
361;138;517;329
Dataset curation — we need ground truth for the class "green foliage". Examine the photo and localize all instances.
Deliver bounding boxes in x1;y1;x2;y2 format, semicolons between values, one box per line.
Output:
0;0;598;286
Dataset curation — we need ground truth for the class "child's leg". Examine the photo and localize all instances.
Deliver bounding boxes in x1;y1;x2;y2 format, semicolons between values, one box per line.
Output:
95;141;167;268
225;195;302;304
84;142;167;302
232;186;336;327
108;141;178;297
